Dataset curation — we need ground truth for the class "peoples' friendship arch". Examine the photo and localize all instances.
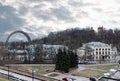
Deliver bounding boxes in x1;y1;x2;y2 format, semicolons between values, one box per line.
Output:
5;30;31;46
5;31;32;63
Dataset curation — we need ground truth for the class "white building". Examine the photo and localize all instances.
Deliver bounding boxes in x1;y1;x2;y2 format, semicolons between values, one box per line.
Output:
42;44;68;54
8;49;30;62
77;42;117;61
42;44;68;59
20;44;68;60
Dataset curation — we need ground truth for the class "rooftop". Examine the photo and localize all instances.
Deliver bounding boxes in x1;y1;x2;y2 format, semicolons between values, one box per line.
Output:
98;70;120;81
84;41;110;47
42;44;68;49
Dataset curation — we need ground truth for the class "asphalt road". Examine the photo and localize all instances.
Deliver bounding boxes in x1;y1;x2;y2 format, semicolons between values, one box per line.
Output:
0;69;40;81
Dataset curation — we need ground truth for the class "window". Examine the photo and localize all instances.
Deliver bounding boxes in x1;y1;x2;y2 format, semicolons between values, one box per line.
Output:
96;52;98;55
108;50;110;52
105;48;107;52
102;52;104;55
99;52;101;55
105;52;107;55
96;56;98;59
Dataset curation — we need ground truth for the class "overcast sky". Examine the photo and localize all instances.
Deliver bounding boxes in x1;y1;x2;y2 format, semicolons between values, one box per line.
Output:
0;0;120;42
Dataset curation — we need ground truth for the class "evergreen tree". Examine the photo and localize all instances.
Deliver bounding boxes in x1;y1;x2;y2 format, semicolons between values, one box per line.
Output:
62;48;70;72
74;52;79;67
55;49;62;70
55;48;70;73
69;50;78;68
55;49;78;73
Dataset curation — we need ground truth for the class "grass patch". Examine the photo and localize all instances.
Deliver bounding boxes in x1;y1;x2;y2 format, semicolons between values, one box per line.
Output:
48;73;59;77
10;65;60;81
86;64;118;71
35;66;54;74
10;64;118;80
0;77;10;81
74;64;118;78
75;69;106;78
11;65;55;74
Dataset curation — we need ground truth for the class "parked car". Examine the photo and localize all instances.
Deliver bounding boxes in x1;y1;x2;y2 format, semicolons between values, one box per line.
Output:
89;77;96;81
62;77;77;81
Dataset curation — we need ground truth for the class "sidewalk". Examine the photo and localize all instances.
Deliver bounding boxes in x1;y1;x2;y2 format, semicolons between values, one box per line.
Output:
44;66;89;81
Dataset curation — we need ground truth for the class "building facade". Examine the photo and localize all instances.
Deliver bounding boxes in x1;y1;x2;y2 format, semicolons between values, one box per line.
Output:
77;42;117;62
42;44;68;59
28;44;68;60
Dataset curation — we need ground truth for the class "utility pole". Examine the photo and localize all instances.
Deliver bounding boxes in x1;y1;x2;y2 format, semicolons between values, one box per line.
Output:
8;65;9;80
32;69;34;81
8;52;10;80
29;67;36;81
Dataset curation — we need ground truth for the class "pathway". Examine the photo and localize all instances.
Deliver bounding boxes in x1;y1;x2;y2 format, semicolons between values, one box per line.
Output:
44;66;89;81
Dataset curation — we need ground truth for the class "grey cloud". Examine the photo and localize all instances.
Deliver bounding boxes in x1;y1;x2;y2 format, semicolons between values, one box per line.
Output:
50;6;74;22
0;33;8;41
32;5;75;22
0;36;8;42
113;14;120;17
32;9;54;21
25;26;54;33
29;0;58;3
114;0;120;3
42;0;58;2
0;3;25;33
100;20;119;27
92;8;103;12
33;3;46;9
22;0;75;22
30;1;54;21
112;8;120;17
24;26;54;39
109;20;119;24
19;6;28;15
104;9;120;17
76;10;89;18
28;32;47;40
108;13;120;17
68;0;94;7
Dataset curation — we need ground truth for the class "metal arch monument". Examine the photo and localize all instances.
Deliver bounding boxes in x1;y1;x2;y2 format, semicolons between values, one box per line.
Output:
5;30;31;46
5;30;32;63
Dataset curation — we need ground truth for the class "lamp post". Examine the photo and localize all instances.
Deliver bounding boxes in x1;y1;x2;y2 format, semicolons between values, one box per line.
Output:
8;51;10;80
29;68;36;81
32;69;36;81
118;60;120;69
8;65;9;80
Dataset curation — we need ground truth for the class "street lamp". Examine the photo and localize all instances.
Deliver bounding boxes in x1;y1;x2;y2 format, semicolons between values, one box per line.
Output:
118;60;120;69
8;65;9;80
29;68;36;81
7;51;10;80
32;69;36;81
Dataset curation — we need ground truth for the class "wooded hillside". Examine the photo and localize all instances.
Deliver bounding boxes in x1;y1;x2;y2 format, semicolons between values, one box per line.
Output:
33;27;120;51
